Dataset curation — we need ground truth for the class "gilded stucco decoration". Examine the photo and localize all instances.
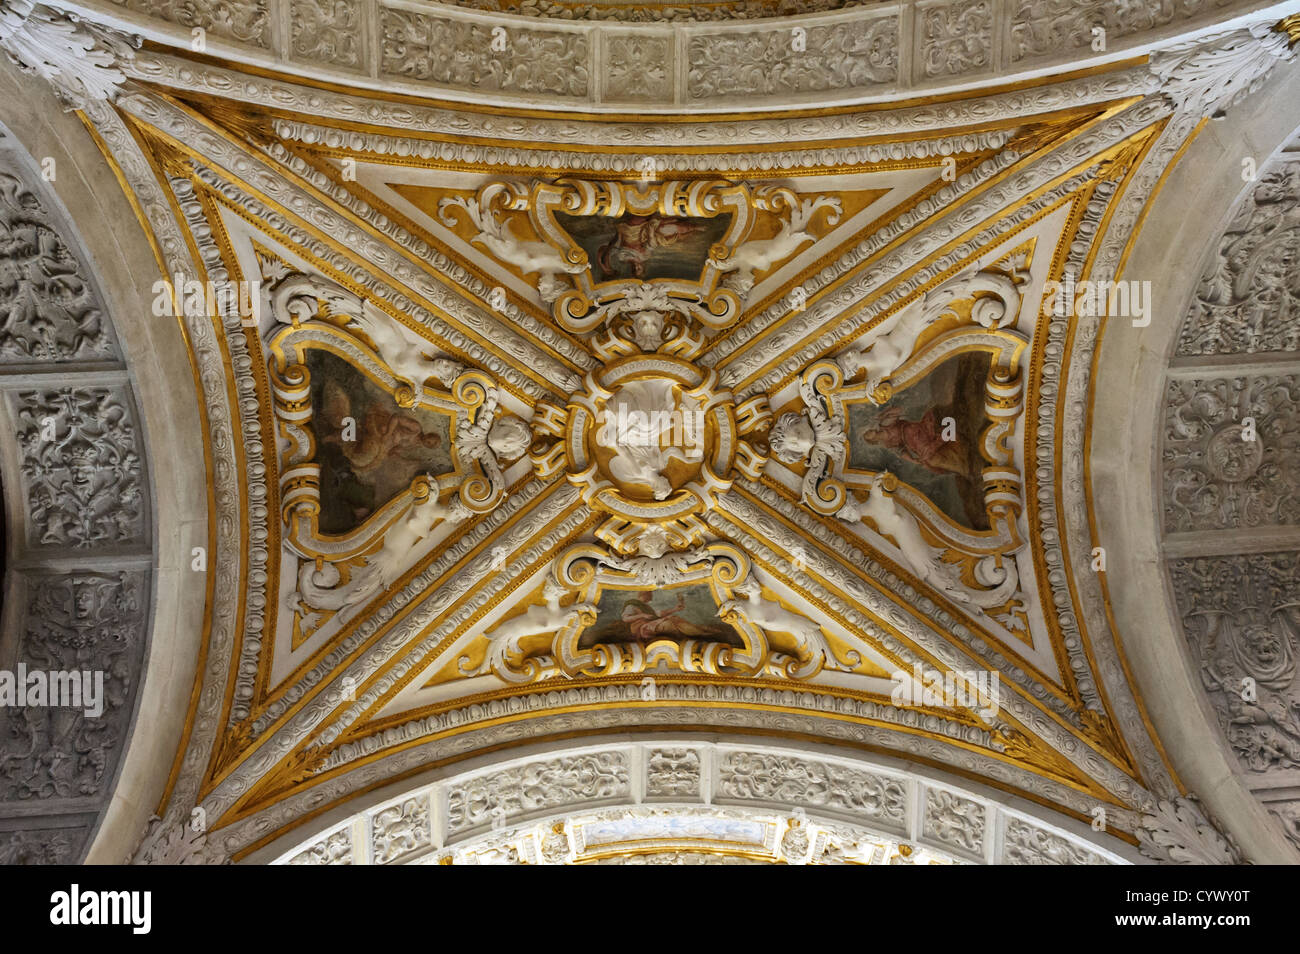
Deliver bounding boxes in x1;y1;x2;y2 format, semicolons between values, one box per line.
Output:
3;0;1299;867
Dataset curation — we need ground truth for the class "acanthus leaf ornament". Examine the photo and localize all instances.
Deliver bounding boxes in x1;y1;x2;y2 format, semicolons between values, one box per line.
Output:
130;812;229;865
263;265;526;630
1135;796;1242;865
1149;22;1297;119
0;0;139;109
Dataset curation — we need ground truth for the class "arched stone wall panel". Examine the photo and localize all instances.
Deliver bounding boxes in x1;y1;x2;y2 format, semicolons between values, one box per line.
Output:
261;737;1138;865
0;56;208;865
1090;59;1300;863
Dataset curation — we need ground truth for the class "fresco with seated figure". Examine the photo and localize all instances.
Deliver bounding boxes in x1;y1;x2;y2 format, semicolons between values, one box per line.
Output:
556;211;731;282
846;351;993;531
578;584;743;649
307;349;454;536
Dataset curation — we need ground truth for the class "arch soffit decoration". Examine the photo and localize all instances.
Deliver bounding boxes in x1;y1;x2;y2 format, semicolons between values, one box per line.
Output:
266;739;1136;865
1091;58;1300;865
17;0;1300;112
0;51;208;865
0;111;147;862
0;0;1297;865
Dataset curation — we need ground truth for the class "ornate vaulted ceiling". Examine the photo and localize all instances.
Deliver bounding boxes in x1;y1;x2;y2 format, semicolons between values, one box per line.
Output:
1;0;1299;865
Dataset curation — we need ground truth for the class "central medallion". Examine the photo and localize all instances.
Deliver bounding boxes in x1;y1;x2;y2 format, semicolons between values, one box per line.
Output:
532;352;769;557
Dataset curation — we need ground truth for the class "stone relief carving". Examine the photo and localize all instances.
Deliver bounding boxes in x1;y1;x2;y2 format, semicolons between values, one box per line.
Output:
686;17;897;98
0;826;81;863
12;386;145;549
0;0;139;107
1162;374;1300;532
1269;802;1300;851
605;850;763;864
0;122;155;863
1002;817;1106;865
922;788;986;855
1177;158;1300;356
275;743;1128;865
444;752;631;834
1135;796;1241;864
646;748;701;798
716;751;909;828
1170;552;1300;774
371;797;431;863
442;0;867;21
0;572;146;802
920;0;992;78
604;33;671;102
1011;0;1237;63
380;10;589;97
0;163;118;363
290;0;363;70
288;827;352;864
107;0;270;48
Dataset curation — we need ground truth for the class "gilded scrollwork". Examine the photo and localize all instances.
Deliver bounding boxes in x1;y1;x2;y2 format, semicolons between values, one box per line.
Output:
441;178;839;330
465;540;856;683
765;268;1028;620
263;265;528;628
529;350;769;556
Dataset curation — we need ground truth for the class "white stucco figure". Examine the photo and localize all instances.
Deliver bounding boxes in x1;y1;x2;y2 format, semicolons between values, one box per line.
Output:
465;578;597;677
439;191;585;302
840;473;971;603
717;194;842;293
599;377;701;500
720;576;858;678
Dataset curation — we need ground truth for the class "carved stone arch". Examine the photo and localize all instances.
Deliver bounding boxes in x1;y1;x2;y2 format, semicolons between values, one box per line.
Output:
0;56;207;864
21;0;1292;113
1091;61;1300;864
255;735;1140;865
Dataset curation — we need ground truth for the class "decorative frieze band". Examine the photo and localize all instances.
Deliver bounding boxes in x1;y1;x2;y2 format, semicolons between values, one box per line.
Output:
21;0;1294;110
271;740;1130;865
